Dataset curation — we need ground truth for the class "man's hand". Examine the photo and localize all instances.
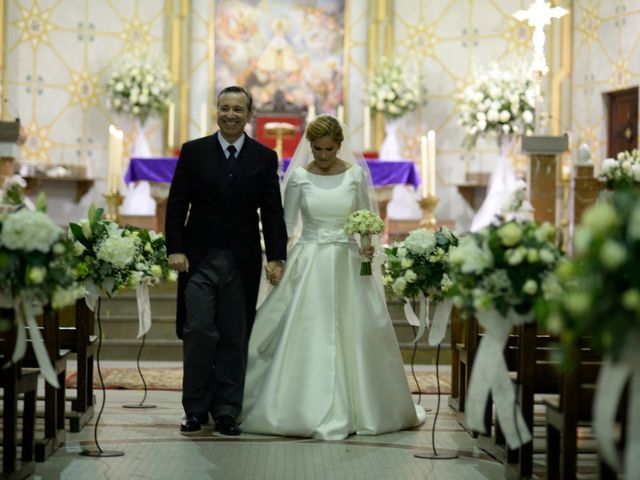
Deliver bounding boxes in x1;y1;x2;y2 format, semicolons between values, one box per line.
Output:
265;260;285;286
360;245;375;261
168;253;189;273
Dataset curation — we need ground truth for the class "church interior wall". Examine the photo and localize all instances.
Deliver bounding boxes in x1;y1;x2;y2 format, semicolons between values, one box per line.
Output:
2;0;638;229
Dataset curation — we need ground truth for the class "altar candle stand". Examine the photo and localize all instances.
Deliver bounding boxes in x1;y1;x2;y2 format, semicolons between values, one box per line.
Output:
105;125;124;222
263;122;298;160
419;131;438;228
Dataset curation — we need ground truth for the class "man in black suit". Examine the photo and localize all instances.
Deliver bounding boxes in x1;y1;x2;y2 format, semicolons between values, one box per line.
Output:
165;86;287;436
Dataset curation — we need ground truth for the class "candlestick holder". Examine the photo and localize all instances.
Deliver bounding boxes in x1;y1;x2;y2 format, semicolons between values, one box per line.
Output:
419;194;439;228
103;191;123;222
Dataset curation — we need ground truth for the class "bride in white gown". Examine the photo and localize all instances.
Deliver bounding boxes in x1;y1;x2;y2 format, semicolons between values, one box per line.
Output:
240;115;426;440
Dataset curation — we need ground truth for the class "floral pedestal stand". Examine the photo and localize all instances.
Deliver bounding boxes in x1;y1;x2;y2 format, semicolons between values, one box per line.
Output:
403;295;457;460
80;297;124;458
122;332;156;409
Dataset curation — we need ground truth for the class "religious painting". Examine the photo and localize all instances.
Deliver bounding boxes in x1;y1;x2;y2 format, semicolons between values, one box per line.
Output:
213;0;345;113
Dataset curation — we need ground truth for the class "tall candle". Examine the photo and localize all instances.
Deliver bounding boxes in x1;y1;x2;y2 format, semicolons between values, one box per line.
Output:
336;104;344;124
306;103;316;124
420;135;428;198
364;105;371;151
167;101;175;150
427;130;436;196
200;103;207;137
107;124;124;193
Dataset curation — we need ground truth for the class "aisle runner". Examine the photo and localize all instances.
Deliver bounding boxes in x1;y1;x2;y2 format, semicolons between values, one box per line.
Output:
66;368;451;394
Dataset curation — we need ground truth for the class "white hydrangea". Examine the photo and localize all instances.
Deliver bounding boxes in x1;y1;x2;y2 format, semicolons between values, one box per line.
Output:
96;235;140;269
0;209;62;253
403;228;436;255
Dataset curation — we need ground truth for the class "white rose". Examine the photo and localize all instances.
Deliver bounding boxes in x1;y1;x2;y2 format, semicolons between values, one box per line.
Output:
392;277;407;296
28;266;47;284
404;269;417;283
522;279;538;295
400;257;414;269
539;248;555;264
599;239;627;270
522;110;533;124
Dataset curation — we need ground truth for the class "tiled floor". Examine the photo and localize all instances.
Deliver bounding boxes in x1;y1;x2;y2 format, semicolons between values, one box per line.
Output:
32;362;507;480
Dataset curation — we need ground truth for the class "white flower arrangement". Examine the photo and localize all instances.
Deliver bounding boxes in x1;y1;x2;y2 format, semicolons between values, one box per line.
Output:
384;227;459;303
367;58;425;120
69;204;176;298
446;219;562;319
1;175;27;206
598;149;640;190
105;51;173;123
344;209;384;275
457;62;537;149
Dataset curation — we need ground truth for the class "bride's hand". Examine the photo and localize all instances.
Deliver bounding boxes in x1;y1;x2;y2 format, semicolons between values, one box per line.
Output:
360;245;375;261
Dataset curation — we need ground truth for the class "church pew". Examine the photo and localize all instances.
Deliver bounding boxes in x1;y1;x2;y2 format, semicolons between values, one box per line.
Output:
448;311;480;433
545;342;604;479
57;299;96;432
474;323;561;478
23;307;70;462
0;316;39;480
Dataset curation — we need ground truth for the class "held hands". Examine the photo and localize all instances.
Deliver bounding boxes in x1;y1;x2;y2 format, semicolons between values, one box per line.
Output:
168;253;189;273
265;260;285;287
360;245;375;261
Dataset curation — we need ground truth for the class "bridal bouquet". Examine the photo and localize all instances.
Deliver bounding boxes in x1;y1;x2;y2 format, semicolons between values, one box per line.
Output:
344;209;384;275
384;227;458;303
446;219;562;320
598;149;640;190
105;51;173;123
367;58;425;120
457;62;537;149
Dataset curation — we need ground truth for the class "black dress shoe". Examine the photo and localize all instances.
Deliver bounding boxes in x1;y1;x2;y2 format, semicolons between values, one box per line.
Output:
214;415;241;436
180;413;208;433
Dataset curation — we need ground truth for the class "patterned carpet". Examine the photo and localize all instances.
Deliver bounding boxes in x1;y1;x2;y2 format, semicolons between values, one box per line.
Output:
66;368;451;394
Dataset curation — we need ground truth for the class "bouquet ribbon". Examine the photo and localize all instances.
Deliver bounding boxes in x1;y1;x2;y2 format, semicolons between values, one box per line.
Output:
7;297;59;388
403;296;453;346
593;345;640;478
466;309;532;449
136;283;152;338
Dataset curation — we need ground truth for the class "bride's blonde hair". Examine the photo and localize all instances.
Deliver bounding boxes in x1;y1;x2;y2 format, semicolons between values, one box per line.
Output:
305;114;344;145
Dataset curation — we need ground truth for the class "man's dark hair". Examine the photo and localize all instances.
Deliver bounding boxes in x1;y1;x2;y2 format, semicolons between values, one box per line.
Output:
217;86;253;113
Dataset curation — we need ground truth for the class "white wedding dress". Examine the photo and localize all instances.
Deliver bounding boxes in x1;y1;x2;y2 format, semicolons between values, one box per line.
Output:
240;165;426;440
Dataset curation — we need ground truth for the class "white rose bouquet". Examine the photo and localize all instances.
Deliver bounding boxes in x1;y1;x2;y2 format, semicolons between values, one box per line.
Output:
457;62;537;149
446;219;562;320
598;149;640;191
344;209;384;275
384;227;458;303
105;51;173;123
367;58;426;120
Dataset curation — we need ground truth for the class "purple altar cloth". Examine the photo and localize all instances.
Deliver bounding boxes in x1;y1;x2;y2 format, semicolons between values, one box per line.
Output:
125;157;420;188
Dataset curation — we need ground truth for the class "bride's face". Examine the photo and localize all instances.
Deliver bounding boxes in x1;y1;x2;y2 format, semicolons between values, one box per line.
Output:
310;136;340;169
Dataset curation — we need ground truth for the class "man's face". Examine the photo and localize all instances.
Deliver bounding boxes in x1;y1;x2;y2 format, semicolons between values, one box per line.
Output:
216;92;251;143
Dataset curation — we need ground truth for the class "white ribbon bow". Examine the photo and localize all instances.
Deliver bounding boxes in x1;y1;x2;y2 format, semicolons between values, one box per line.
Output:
594;345;640;479
466;309;533;449
403;296;453;346
5;297;59;388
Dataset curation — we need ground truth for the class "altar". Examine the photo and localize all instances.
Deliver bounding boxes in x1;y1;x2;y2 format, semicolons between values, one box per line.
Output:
124;157;421;233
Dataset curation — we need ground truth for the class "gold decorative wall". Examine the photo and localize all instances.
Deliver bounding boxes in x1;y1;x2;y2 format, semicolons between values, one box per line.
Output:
571;0;640;166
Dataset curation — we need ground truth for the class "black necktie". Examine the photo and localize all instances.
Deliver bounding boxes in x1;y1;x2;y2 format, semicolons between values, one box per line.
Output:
227;145;237;168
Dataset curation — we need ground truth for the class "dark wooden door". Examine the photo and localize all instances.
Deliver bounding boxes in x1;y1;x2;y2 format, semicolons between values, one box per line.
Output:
607;86;638;158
